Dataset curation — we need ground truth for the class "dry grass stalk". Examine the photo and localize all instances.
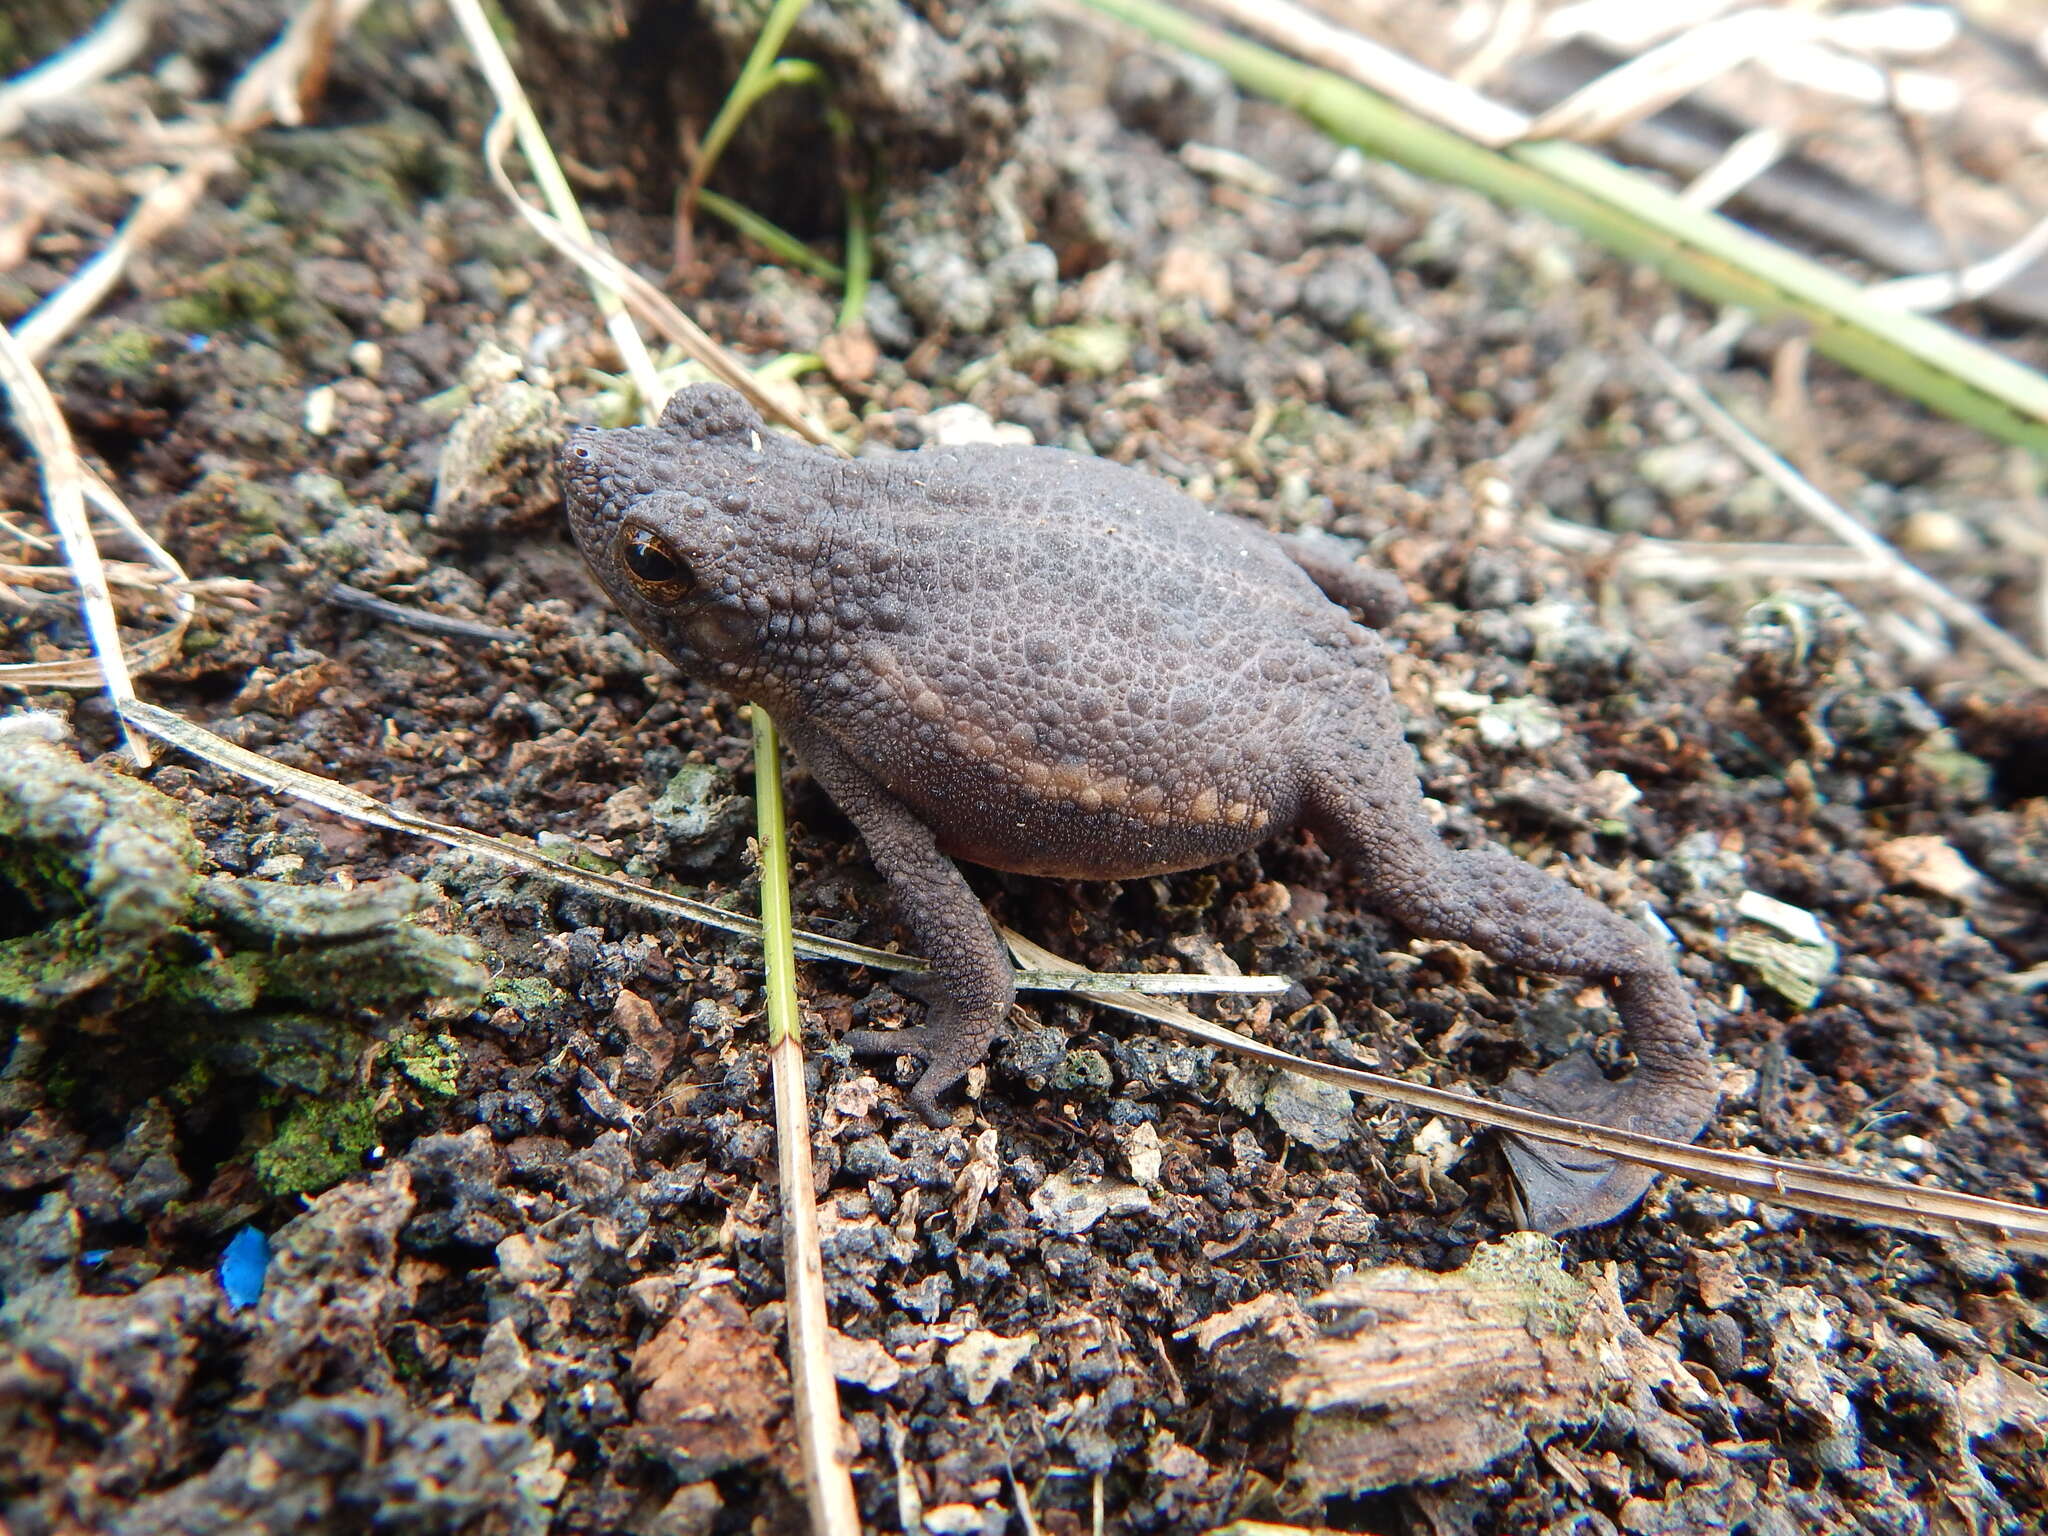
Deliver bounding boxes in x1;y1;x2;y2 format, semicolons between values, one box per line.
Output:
0;0;154;140
750;708;862;1536
1003;932;2048;1254
442;0;663;413
478;112;837;447
1637;344;2048;686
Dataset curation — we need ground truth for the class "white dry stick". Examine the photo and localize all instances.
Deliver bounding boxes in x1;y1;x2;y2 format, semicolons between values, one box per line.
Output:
1868;213;2048;315
106;697;2048;1253
0;0;155;140
14;151;231;363
1525;8;1830;144
1526;510;1892;586
0;465;198;689
771;1032;862;1536
1639;345;2048;686
1198;0;1531;146
0;322;147;759
114;698;1278;996
1539;0;1742;55
1452;0;1540;91
221;0;374;132
15;0;380;362
443;0;665;414
1002;930;2048;1254
1678;125;1788;212
478;113;835;448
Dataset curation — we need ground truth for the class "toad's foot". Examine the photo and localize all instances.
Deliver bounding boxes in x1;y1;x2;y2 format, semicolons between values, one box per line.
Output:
784;721;1015;1128
1497;1051;1716;1232
842;1021;981;1128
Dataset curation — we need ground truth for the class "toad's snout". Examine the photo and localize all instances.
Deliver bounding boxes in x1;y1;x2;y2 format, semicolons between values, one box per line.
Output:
557;430;605;507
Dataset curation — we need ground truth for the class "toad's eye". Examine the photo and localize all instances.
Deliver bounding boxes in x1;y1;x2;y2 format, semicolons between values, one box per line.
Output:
622;527;692;599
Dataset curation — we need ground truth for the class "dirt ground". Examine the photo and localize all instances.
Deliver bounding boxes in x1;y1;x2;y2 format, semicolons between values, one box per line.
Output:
3;2;2047;1533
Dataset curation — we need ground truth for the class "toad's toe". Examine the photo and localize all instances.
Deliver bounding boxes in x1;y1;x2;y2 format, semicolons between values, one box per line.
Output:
1497;1052;1713;1232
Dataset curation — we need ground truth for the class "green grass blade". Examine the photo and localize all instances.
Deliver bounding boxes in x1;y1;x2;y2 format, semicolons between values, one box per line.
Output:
837;186;872;332
749;704;862;1536
698;190;846;281
1081;0;2048;452
693;0;814;198
750;705;802;1049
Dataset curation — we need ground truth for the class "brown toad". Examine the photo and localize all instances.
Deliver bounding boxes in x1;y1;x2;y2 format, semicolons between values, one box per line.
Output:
561;383;1718;1230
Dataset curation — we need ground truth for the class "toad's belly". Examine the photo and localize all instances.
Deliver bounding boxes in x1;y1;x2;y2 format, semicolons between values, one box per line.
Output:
874;744;1298;881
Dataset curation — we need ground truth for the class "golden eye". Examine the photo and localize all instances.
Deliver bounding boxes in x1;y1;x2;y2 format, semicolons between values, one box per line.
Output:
622;527;691;599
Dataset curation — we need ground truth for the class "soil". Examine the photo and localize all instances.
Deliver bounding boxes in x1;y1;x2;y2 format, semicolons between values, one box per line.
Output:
2;3;2046;1534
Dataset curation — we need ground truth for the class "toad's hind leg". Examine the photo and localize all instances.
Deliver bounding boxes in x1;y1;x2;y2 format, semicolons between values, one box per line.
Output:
1304;730;1719;1232
780;721;1012;1128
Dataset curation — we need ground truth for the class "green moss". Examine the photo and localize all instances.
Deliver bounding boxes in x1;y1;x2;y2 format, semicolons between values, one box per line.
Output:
2;729;491;1120
392;1030;463;1098
55;323;174;386
1011;321;1132;379
1464;1232;1587;1339
488;975;567;1016
1052;1048;1114;1095
204;1012;365;1096
1263;397;1353;447
1;733;201;1006
230;478;293;531
248;113;471;226
1913;735;1994;804
262;931;488;1010
387;1324;434;1383
159;946;268;1015
253;1094;381;1196
160;256;300;336
168;1057;217;1106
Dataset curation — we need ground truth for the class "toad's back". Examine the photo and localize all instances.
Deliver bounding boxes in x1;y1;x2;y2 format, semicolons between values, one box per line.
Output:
791;443;1375;875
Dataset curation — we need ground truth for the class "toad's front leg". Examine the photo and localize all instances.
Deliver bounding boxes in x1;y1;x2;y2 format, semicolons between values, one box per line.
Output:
779;720;1014;1126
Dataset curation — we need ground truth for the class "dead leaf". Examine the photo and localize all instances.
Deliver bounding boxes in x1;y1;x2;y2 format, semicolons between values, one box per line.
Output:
1872;835;1984;901
945;1329;1036;1406
631;1286;787;1479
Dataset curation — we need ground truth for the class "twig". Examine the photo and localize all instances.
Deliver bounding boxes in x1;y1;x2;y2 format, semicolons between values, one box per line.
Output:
442;0;664;414
14;0;378;363
0;323;146;759
1193;0;1528;146
1002;933;2048;1255
751;706;861;1536
112;692;2048;1250
480;112;837;448
1637;344;2048;685
1677;125;1787;212
1870;212;2048;314
1524;512;1893;586
15;152;227;364
0;463;195;691
325;582;523;645
0;0;155;140
1077;0;2048;451
220;0;350;132
1452;0;1538;90
1524;9;1830;145
114;698;1282;999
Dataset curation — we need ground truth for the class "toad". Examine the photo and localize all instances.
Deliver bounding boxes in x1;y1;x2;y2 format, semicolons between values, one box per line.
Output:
561;384;1718;1230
